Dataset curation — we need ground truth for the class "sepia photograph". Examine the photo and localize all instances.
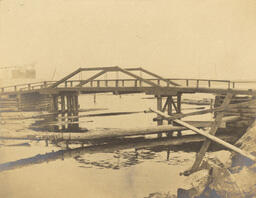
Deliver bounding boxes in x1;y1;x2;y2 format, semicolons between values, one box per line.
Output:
0;0;256;197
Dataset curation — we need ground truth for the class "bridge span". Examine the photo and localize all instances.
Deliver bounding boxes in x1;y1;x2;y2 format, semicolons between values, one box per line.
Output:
0;66;255;132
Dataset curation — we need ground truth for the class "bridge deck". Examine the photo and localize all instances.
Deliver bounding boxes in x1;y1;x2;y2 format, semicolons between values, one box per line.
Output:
1;66;256;96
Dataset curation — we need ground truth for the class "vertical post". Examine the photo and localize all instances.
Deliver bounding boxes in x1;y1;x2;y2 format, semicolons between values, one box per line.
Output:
167;96;173;137
73;94;79;130
51;95;59;131
177;93;181;113
176;93;182;137
94;94;96;104
52;95;58;112
167;97;173;124
70;95;75;130
17;94;21;111
66;95;72;130
61;95;66;131
157;96;163;138
167;147;171;161
186;80;189;87
196;80;199;88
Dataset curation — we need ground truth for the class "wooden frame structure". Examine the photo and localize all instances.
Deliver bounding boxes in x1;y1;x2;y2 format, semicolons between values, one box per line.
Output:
149;95;256;175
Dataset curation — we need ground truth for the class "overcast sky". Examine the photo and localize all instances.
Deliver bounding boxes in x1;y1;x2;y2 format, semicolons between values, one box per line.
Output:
0;0;256;80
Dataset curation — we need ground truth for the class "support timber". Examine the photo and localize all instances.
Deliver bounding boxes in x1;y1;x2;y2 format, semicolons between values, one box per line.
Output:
188;93;233;174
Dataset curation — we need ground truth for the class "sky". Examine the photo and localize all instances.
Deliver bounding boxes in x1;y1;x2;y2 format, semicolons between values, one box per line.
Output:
0;0;256;80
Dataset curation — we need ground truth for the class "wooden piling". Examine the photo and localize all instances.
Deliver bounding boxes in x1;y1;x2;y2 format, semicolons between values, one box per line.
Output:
61;95;66;130
167;96;173;137
73;94;79;130
157;96;163;137
176;93;182;137
66;95;72;129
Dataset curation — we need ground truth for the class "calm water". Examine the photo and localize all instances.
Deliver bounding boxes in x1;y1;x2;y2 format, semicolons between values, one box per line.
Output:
0;93;213;198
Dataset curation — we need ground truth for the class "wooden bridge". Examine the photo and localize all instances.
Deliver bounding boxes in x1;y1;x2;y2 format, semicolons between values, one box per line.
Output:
1;66;256;175
0;66;256;115
1;66;256;96
0;66;255;132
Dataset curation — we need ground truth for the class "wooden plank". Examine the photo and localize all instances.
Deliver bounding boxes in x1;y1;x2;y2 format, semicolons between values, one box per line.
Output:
150;109;256;162
189;93;233;173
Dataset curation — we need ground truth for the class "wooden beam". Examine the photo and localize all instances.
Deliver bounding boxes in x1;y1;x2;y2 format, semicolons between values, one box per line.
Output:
80;66;119;71
117;67;161;87
162;97;170;112
139;68;180;86
189;93;233;174
125;67;180;86
49;68;82;88
76;70;107;87
0;123;216;142
170;97;178;112
149;109;256;162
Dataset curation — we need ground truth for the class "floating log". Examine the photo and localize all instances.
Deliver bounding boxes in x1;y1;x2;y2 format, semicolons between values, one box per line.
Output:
74;111;143;118
0;123;217;142
1;108;109;120
30;120;92;127
150;108;256;162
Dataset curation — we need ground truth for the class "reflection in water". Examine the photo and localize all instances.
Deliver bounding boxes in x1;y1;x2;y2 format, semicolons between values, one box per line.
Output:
0;133;237;173
74;149;157;170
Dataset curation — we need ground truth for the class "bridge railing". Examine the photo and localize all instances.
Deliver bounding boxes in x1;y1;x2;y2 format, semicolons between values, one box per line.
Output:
0;81;56;93
167;79;233;89
60;79;233;88
1;78;256;94
59;79;256;89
